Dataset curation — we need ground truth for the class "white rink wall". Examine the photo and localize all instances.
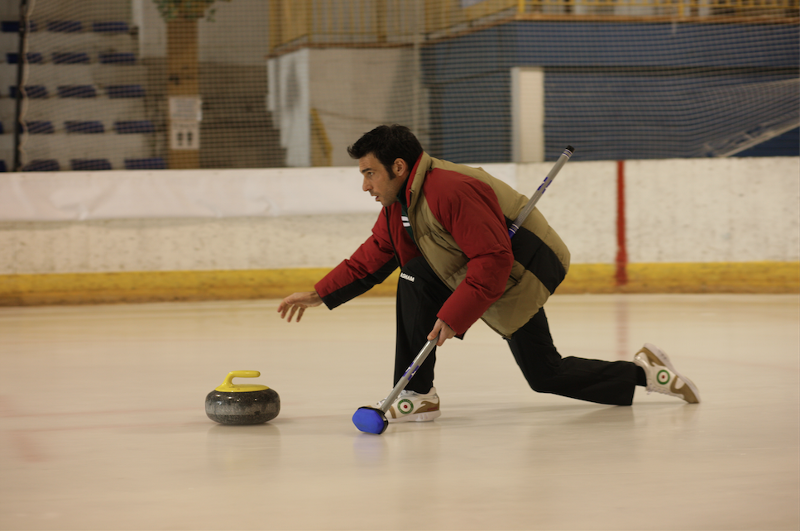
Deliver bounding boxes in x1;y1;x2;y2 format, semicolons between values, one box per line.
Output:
0;157;798;275
625;158;800;263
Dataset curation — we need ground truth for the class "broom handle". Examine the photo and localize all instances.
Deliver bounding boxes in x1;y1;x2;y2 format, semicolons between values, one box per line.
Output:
508;145;574;238
380;338;438;413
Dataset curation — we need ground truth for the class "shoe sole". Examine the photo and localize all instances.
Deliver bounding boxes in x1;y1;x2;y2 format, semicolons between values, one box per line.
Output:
387;409;441;423
643;343;701;403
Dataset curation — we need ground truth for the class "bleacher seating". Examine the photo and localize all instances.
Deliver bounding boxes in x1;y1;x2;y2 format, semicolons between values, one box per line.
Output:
9;85;48;98
92;21;129;34
23;121;54;134
107;85;145;98
52;52;90;64
47;21;82;33
115;121;154;134
2;15;159;171
6;52;44;64
99;52;136;64
1;21;39;33
71;158;112;171
57;85;98;98
23;159;60;171
125;158;166;170
65;120;105;134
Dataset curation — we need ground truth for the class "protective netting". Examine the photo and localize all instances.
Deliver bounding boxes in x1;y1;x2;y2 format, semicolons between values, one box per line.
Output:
2;0;276;172
1;0;797;171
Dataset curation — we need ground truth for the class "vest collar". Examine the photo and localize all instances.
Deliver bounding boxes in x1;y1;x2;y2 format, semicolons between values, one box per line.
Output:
406;152;430;210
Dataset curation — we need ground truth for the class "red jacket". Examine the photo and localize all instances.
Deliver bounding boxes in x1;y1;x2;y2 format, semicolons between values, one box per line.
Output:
315;156;513;335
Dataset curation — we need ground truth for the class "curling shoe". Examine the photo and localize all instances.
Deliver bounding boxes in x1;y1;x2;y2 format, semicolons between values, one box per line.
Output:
376;387;441;423
634;343;701;404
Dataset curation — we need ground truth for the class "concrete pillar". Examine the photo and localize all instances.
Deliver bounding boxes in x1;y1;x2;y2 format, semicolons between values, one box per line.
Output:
512;66;545;163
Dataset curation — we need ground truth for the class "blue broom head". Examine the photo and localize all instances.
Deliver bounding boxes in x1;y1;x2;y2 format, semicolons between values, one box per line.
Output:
352;406;388;434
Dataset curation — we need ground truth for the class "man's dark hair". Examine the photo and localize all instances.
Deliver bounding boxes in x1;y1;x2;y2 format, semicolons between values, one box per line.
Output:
347;124;423;179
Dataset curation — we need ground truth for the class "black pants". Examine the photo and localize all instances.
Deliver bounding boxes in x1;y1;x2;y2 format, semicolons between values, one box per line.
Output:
395;256;638;406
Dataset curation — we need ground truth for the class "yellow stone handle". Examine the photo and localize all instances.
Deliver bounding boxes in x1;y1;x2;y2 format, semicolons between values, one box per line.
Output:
223;370;260;385
215;371;269;392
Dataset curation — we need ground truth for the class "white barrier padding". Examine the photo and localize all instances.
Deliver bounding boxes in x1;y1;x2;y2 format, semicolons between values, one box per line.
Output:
0;167;382;221
1;158;798;274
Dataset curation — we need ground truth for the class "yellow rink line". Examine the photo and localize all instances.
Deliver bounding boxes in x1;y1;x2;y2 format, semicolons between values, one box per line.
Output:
0;261;797;306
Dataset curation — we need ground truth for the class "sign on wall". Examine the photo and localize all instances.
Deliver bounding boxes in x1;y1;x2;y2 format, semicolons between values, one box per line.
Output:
169;96;202;150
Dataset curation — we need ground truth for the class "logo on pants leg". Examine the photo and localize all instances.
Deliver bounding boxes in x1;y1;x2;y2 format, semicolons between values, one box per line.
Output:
400;272;415;282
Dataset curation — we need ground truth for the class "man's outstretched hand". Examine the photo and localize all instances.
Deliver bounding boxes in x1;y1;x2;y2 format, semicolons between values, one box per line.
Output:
278;291;323;323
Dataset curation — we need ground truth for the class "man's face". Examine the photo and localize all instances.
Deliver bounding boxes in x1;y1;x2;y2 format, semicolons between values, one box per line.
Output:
360;153;406;208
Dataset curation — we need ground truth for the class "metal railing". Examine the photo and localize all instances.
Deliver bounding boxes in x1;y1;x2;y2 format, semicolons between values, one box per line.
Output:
268;0;799;53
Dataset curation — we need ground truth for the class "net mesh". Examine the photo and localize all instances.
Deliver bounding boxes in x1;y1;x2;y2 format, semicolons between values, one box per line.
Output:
1;0;797;171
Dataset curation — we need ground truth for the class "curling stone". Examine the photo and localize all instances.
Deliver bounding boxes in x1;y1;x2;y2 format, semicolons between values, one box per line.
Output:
205;371;280;425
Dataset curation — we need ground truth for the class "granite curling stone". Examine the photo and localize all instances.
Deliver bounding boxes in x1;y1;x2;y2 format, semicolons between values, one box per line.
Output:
205;370;280;425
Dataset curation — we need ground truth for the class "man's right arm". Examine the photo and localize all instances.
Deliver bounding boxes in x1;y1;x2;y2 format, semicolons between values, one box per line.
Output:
315;211;398;310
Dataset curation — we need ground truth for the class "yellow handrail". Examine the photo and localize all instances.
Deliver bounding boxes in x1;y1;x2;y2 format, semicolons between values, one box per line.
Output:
268;0;799;54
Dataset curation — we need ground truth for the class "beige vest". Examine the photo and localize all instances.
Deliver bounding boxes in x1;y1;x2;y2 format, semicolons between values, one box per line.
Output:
406;153;570;337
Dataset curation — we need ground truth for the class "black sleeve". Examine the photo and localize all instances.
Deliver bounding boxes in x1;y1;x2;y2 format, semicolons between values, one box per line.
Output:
320;256;399;310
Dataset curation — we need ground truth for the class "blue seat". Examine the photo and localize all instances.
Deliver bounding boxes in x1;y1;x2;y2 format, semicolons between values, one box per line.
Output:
57;85;97;98
106;85;145;98
0;160;6;172
92;21;129;33
47;20;82;33
9;85;48;98
23;159;60;171
2;21;39;32
65;121;105;134
0;122;3;134
115;121;154;134
71;159;112;171
21;121;55;134
124;158;166;170
6;52;43;64
99;52;136;64
52;52;89;64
